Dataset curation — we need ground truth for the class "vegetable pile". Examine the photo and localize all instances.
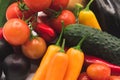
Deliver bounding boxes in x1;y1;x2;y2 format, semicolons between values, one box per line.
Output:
0;0;120;80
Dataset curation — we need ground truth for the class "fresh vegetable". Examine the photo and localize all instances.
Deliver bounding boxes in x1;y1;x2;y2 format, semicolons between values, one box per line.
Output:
77;72;91;80
90;0;120;38
45;39;68;80
78;0;101;30
0;0;16;27
63;24;120;65
0;39;13;61
34;23;56;42
86;63;111;80
3;18;30;46
64;36;85;80
23;0;52;12
51;10;76;33
3;53;31;80
67;0;85;10
32;22;64;80
6;2;34;20
49;0;69;11
22;37;47;59
109;76;120;80
84;55;120;75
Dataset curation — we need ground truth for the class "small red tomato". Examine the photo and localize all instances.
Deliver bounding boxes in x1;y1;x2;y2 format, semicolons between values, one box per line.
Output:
3;18;30;46
23;0;52;12
51;10;76;33
77;72;91;80
22;37;47;59
86;63;111;80
49;0;69;11
6;2;34;20
109;76;120;80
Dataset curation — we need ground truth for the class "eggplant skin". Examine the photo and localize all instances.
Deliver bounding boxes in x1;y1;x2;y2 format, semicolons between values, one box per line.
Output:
0;39;13;61
3;53;31;80
90;0;120;38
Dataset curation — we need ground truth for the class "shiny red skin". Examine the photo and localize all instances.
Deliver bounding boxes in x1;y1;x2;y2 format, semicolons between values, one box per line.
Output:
49;0;69;11
84;55;120;75
51;10;76;33
6;2;34;20
23;0;52;12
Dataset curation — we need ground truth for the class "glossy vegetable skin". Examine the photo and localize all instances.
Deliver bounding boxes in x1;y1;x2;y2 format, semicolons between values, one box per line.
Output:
0;39;13;61
79;0;101;30
49;0;69;11
63;24;120;65
64;37;85;80
51;10;76;33
90;0;120;37
3;18;30;46
32;24;64;80
84;55;120;75
34;23;56;42
6;2;34;20
22;37;47;59
3;53;31;80
45;45;68;80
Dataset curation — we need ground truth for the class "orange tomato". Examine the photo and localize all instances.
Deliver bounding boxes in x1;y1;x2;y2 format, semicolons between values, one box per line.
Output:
86;63;111;80
22;37;47;59
109;76;120;80
3;18;30;46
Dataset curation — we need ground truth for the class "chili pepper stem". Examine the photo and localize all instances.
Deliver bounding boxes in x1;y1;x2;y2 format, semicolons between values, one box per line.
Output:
74;36;87;50
55;21;64;46
59;39;65;53
85;0;94;11
74;3;83;23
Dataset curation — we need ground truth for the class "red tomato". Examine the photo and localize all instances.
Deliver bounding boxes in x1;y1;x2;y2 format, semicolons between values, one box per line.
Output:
109;76;120;80
6;2;34;20
86;63;111;80
23;0;52;12
22;37;47;59
3;18;30;46
77;72;91;80
51;10;76;33
49;0;69;11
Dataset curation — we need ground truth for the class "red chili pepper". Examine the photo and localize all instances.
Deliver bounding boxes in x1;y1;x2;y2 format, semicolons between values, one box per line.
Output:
84;55;120;75
34;23;56;42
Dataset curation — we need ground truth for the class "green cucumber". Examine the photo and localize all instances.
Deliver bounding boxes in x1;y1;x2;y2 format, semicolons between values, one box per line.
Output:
63;24;120;65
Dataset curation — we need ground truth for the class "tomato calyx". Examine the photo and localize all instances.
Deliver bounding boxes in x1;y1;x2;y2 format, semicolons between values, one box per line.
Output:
18;1;29;11
28;22;38;40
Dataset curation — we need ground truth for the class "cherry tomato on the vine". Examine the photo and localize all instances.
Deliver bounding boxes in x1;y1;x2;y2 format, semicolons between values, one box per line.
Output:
23;0;52;12
49;0;69;11
6;2;34;20
51;10;76;33
22;37;47;59
3;18;30;46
